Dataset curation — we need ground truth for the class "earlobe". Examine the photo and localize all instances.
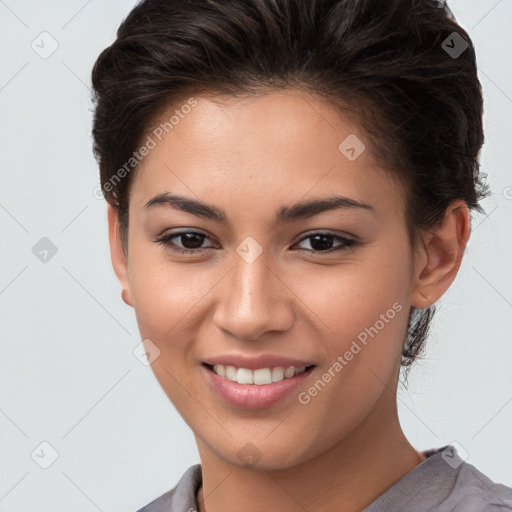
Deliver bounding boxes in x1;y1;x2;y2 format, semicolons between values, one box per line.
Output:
410;200;470;309
121;288;132;306
107;204;134;308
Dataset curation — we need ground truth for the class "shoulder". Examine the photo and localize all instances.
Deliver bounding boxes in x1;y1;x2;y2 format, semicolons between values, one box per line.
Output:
366;445;512;512
449;458;512;511
136;464;202;512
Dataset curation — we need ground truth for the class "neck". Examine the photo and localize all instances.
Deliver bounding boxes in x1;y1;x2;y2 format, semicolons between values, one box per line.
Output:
195;391;425;512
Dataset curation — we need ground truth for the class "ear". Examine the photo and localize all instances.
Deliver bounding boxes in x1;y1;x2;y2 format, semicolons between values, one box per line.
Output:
410;200;471;308
107;204;133;307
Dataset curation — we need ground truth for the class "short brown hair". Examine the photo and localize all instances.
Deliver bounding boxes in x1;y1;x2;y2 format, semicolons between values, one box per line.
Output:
91;0;490;374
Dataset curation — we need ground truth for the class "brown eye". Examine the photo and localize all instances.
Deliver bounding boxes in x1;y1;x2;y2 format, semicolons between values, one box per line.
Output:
155;230;216;254
293;233;357;253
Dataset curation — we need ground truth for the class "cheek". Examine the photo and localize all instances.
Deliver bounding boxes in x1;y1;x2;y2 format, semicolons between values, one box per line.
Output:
288;236;412;415
128;241;209;331
290;237;412;350
127;251;214;410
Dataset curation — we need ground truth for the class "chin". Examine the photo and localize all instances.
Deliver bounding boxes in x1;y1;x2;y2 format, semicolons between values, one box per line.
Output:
210;436;314;472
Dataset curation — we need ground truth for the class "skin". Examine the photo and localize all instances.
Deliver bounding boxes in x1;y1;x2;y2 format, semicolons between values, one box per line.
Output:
107;89;470;512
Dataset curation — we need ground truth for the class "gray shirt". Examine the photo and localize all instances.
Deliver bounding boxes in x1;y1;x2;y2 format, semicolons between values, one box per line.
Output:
137;445;512;511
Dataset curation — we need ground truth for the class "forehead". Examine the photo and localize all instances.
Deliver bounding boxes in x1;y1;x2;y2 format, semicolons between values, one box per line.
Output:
130;89;405;217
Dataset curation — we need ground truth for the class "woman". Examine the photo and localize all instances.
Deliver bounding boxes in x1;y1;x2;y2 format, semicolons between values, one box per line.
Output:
91;0;512;510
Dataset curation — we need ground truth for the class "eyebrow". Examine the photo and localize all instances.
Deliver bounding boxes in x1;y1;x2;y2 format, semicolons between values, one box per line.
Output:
144;192;375;224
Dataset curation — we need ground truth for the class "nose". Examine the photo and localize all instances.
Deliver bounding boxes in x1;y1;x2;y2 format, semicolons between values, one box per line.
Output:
212;250;295;341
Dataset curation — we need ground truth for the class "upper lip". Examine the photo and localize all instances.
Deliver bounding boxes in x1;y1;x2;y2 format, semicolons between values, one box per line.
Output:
203;354;316;370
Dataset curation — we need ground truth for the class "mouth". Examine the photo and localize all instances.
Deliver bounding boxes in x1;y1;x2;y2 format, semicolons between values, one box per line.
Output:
201;355;319;409
202;362;317;385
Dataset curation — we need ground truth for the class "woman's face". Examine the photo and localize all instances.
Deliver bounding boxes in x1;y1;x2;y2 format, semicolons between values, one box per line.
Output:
111;89;423;469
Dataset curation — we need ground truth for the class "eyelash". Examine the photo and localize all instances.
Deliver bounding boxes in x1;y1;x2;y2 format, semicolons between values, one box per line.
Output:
154;230;358;255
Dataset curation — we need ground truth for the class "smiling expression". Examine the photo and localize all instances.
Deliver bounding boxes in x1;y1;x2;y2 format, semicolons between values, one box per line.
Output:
109;88;424;469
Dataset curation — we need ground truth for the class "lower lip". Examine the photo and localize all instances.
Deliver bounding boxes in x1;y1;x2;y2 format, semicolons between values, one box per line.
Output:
202;364;315;410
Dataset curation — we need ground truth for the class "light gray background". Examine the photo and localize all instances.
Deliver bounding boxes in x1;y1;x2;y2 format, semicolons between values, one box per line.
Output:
0;1;511;511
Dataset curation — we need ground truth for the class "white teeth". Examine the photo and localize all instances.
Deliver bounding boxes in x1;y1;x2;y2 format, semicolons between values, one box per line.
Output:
271;367;284;382
253;368;272;385
236;368;253;384
210;364;310;384
294;366;306;376
284;366;295;378
225;365;237;381
213;364;225;377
